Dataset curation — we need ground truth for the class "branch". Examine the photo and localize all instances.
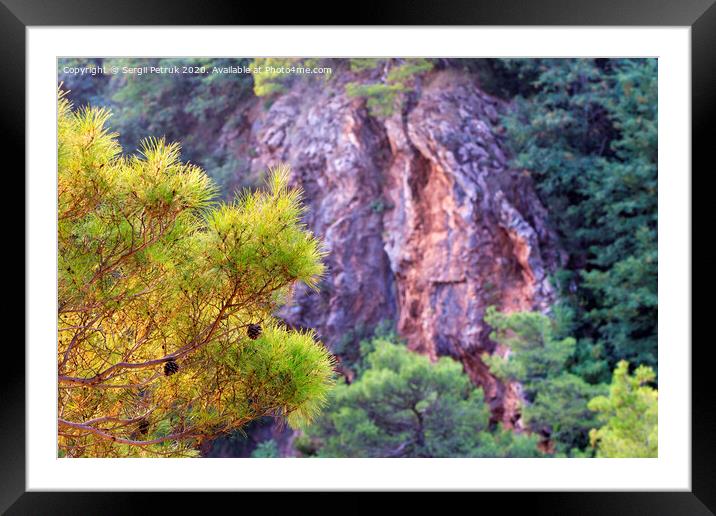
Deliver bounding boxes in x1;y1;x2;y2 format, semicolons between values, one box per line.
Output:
58;418;194;446
76;409;155;429
59;278;245;386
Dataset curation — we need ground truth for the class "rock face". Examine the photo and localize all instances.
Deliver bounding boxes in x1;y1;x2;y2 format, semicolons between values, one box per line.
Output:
246;70;561;423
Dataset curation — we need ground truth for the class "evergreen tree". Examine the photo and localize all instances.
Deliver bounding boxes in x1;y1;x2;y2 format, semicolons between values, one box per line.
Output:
484;307;606;454
588;361;658;458
345;58;433;116
499;58;658;374
57;93;334;457
303;335;541;458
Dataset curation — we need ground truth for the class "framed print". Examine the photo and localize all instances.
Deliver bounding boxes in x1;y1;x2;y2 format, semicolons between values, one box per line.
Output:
5;0;712;512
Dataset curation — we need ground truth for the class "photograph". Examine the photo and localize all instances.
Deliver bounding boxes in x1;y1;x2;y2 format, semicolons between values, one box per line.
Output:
56;56;659;460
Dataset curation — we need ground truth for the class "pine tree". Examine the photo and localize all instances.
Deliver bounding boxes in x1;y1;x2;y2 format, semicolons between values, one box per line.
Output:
588;360;658;458
484;307;606;454
57;93;334;457
345;58;433;116
303;334;542;458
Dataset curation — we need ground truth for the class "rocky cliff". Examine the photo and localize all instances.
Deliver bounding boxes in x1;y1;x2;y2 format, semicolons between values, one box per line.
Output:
240;69;562;424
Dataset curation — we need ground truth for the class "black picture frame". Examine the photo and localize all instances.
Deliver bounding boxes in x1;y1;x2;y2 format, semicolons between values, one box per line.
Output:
3;0;710;512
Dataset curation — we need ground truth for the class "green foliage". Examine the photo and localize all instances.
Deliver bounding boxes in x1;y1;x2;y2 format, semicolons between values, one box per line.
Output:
304;335;541;457
484;307;605;453
483;308;575;386
473;425;545;458
57;94;334;457
250;58;299;97
350;319;398;376
250;439;280;458
588;361;658;457
293;432;320;457
346;58;433;116
499;58;658;373
250;58;332;98
349;59;384;72
569;338;611;385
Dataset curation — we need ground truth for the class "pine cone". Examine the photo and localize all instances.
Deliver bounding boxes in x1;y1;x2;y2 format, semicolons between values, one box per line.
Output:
247;323;262;340
137;418;150;436
164;359;179;376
